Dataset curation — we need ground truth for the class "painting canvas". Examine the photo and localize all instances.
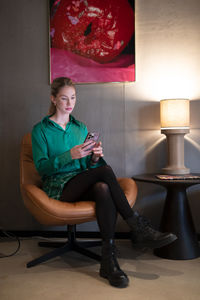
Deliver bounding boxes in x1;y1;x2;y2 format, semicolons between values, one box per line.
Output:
49;0;135;83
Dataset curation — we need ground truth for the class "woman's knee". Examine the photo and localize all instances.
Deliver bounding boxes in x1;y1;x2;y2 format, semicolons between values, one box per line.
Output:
93;182;109;194
93;182;116;210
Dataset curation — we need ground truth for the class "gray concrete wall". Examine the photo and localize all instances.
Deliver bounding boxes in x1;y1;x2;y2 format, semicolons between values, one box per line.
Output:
0;0;200;232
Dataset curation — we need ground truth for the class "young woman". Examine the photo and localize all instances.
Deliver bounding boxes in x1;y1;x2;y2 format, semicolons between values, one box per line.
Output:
32;77;177;288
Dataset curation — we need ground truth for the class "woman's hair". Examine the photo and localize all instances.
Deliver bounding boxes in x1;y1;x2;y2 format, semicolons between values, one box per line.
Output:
49;77;75;115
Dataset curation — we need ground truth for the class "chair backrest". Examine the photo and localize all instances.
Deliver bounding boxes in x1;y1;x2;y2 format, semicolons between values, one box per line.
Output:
20;133;42;187
19;133;97;226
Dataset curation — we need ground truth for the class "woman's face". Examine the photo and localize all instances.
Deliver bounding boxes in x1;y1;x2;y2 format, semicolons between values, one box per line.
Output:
51;86;76;115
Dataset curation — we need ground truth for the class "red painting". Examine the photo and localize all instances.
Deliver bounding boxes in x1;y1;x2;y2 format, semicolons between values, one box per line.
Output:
49;0;135;83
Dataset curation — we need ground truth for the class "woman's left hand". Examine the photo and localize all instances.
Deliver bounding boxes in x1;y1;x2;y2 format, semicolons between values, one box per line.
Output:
91;141;104;163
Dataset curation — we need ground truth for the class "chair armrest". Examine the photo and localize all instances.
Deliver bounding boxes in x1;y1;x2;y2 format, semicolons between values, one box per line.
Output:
117;178;137;208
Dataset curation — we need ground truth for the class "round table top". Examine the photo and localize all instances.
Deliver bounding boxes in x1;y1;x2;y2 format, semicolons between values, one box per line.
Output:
132;173;200;187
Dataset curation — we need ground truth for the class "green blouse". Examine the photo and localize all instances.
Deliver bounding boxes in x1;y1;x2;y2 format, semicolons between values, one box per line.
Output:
31;115;106;200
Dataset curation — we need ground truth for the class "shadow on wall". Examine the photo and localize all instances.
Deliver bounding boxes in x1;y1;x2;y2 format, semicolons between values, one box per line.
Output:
138;101;167;173
138;101;160;129
185;99;200;172
125;100;166;177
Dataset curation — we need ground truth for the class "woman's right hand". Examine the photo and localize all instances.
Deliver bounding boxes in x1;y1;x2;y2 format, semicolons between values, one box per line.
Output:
70;141;95;159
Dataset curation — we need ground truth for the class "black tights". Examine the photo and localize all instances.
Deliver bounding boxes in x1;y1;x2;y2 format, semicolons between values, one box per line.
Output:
60;165;134;240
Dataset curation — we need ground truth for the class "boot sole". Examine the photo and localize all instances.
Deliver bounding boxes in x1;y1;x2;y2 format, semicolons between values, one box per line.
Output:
99;269;129;288
132;234;177;249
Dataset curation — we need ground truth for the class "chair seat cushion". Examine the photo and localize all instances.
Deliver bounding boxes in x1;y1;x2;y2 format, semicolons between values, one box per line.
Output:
22;177;137;226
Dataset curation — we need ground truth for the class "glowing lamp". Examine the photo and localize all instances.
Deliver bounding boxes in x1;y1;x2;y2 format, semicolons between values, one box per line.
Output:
160;99;190;174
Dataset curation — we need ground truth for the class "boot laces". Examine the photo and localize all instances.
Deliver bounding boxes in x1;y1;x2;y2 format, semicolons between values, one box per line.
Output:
137;215;158;235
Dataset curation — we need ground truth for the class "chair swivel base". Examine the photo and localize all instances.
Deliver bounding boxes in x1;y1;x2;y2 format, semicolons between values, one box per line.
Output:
27;225;102;268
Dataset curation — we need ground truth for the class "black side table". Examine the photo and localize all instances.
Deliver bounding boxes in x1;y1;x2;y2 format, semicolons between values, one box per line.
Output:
132;174;200;260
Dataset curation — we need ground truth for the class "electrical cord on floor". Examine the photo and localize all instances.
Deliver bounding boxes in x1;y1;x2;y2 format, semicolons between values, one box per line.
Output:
0;230;21;258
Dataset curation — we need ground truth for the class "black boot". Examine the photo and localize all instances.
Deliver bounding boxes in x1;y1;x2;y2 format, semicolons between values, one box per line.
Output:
126;211;177;249
99;239;129;288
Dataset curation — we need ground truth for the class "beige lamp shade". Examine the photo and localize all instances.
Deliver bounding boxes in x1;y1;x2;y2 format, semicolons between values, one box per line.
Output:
160;99;190;129
160;98;190;174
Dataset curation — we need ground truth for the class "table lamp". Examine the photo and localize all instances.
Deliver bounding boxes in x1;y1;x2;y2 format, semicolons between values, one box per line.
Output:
160;99;190;174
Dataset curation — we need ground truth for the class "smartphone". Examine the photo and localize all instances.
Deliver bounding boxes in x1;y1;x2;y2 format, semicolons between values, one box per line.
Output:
83;132;99;149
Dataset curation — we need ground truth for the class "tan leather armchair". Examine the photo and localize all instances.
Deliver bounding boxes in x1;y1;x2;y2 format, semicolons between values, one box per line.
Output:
20;133;138;268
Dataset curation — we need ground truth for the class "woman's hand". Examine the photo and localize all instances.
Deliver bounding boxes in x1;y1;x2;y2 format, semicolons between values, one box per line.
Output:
91;142;104;163
70;140;95;159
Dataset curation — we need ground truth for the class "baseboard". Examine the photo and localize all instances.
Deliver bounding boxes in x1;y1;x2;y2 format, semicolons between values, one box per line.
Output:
0;230;131;239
